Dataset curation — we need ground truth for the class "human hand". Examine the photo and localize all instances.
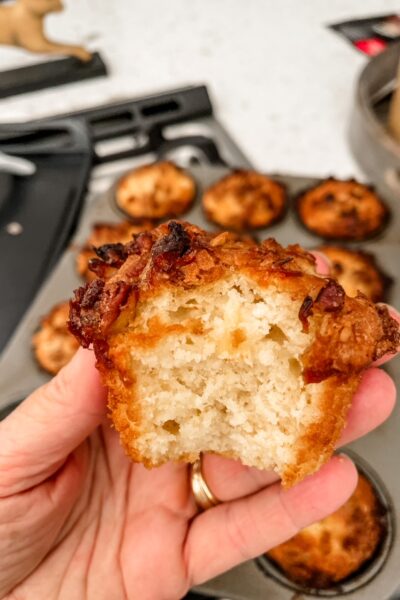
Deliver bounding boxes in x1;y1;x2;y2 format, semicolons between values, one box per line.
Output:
0;257;398;600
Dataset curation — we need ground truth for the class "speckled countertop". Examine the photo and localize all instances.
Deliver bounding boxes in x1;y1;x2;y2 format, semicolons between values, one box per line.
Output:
0;0;398;177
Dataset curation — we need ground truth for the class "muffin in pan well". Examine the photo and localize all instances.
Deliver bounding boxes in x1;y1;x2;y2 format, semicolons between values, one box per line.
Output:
203;169;286;231
76;220;152;282
296;178;389;240
317;245;391;303
266;473;387;589
115;161;196;221
32;301;79;375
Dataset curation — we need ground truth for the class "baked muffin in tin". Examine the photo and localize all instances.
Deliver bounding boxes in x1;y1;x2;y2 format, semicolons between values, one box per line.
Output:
203;169;286;231
76;220;152;282
32;301;79;375
317;246;391;302
267;473;387;589
296;178;389;240
116;161;195;220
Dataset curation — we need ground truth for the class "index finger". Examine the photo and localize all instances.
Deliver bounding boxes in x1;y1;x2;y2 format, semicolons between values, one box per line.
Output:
0;349;106;497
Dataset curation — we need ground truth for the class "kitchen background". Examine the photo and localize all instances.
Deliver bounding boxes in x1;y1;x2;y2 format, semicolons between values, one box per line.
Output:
1;0;399;176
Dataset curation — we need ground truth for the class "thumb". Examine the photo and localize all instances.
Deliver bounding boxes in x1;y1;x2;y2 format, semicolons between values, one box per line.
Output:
0;348;106;496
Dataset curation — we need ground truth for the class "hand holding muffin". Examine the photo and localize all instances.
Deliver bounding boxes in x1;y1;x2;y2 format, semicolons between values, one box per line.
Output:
0;232;398;598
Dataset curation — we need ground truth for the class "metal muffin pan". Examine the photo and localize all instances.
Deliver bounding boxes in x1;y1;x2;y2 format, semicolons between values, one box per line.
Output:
0;162;399;599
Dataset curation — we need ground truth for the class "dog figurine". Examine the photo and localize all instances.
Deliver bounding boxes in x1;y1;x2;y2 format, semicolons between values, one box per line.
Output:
0;0;92;62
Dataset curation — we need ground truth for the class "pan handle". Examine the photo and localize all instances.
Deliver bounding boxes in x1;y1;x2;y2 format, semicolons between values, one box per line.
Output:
0;151;36;176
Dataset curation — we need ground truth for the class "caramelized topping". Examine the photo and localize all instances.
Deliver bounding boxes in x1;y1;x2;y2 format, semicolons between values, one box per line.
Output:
315;280;345;312
299;296;314;332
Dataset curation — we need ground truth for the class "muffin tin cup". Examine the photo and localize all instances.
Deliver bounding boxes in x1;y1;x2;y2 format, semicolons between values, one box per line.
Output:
256;449;394;598
112;163;199;225
293;181;393;245
0;162;399;599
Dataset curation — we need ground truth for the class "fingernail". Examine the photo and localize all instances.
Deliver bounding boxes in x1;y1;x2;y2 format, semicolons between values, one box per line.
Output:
310;250;332;276
336;452;351;461
312;250;333;268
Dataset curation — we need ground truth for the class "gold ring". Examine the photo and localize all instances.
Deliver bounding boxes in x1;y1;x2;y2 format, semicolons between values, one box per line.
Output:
190;454;221;511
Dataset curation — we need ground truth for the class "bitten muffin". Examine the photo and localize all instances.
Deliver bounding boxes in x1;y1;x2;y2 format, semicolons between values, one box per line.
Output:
76;220;152;282
69;221;399;487
116;161;195;220
33;301;79;375
296;178;389;240
203;170;286;231
317;246;390;303
267;473;386;588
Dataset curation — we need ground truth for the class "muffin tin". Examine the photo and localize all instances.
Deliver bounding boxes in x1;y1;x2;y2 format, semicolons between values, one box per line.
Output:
0;161;399;599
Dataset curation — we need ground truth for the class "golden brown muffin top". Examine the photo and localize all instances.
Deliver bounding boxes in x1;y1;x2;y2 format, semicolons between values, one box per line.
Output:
267;473;386;588
116;161;195;220
69;221;399;383
33;301;79;375
296;178;389;240
318;246;391;303
203;169;286;230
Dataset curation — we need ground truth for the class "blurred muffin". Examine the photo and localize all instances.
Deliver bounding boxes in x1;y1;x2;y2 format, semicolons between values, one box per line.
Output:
296;178;389;240
203;170;286;231
76;220;152;282
267;473;386;589
32;301;79;375
317;246;390;302
116;161;195;220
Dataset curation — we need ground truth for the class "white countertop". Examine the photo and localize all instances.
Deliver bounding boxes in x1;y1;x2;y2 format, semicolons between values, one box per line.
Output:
0;0;398;178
